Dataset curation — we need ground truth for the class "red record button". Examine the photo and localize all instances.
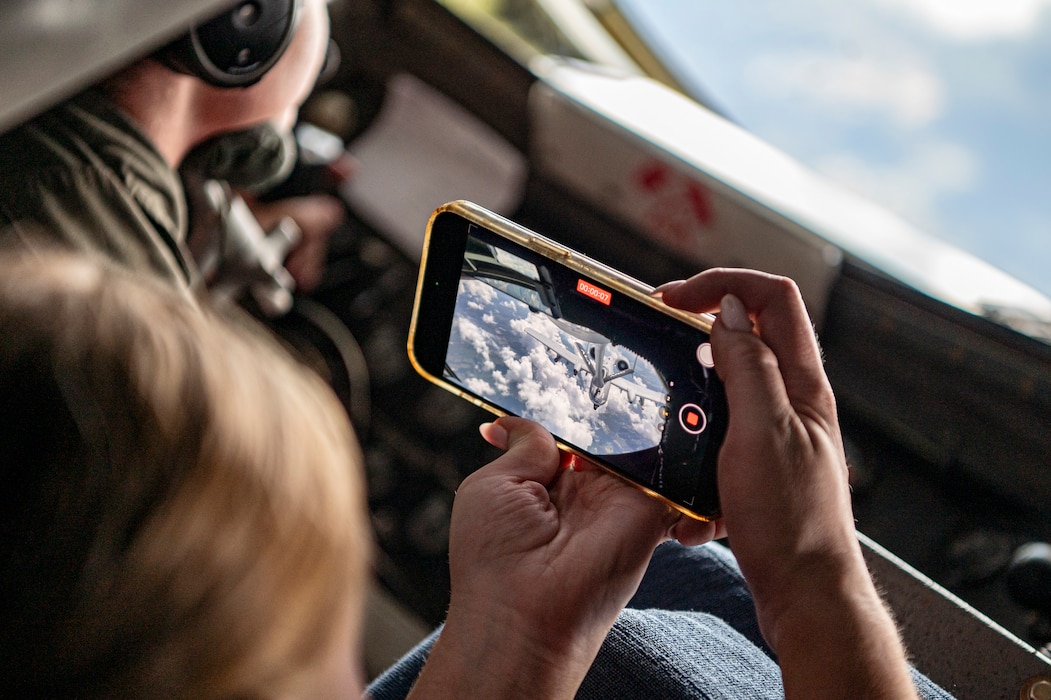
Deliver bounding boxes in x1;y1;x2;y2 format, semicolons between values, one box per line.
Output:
678;403;707;435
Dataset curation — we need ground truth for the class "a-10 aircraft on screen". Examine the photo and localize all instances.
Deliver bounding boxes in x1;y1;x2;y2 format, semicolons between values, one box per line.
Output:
526;318;669;411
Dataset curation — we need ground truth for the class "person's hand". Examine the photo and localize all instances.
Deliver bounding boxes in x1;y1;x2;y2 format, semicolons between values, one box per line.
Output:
659;270;854;613
659;269;918;699
407;417;688;699
247;194;344;292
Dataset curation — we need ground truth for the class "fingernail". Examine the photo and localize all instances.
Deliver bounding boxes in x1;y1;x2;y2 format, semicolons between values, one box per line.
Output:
652;280;686;298
479;421;509;450
719;294;753;332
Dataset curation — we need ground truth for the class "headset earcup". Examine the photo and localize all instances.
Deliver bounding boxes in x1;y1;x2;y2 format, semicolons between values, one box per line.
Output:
159;0;299;88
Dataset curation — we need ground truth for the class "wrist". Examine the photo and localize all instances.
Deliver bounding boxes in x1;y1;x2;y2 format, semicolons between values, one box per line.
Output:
752;547;877;649
753;555;918;699
763;564;886;647
407;602;596;700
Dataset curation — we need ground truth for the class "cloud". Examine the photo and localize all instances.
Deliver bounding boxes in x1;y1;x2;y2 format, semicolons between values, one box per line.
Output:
744;50;944;126
462;279;497;303
491;369;510;396
462;376;495;397
450;280;667;455
872;0;1051;39
453;313;495;372
814;139;980;232
499;342;597;449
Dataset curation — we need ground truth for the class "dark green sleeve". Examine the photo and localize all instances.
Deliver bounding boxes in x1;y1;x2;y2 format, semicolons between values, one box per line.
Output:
0;163;199;305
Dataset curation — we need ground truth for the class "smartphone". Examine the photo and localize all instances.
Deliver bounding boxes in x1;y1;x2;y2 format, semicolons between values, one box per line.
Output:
408;201;727;520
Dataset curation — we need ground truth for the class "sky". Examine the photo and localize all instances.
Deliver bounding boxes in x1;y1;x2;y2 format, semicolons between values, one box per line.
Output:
616;0;1051;299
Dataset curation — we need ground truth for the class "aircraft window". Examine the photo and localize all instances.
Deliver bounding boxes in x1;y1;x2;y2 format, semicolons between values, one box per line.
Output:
437;0;647;78
480;278;547;313
614;0;1051;309
439;0;584;60
433;0;1051;340
492;246;540;281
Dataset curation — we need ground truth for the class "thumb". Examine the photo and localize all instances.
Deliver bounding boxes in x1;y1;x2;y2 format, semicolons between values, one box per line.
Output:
478;417;561;485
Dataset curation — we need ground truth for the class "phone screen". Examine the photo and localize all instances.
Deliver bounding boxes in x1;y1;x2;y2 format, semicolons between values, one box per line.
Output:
412;209;726;518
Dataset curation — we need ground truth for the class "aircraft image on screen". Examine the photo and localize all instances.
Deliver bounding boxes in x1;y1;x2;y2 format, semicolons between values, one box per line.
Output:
444;247;670;458
525;318;669;411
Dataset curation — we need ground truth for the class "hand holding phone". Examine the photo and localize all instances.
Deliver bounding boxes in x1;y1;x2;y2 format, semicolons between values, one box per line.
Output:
657;271;921;699
408;416;694;697
409;201;729;520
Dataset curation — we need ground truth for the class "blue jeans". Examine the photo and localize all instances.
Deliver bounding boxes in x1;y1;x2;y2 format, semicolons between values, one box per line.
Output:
366;541;954;699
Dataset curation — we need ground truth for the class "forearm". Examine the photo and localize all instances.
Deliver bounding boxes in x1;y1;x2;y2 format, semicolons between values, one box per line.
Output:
764;564;919;700
405;607;596;700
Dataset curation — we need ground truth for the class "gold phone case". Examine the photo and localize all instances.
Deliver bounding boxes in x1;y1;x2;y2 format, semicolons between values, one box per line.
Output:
408;200;718;521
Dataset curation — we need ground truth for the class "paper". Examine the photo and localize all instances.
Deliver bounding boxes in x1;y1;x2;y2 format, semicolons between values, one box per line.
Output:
341;73;528;261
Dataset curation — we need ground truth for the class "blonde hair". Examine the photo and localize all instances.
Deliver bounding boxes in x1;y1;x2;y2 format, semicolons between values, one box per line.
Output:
0;251;371;698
